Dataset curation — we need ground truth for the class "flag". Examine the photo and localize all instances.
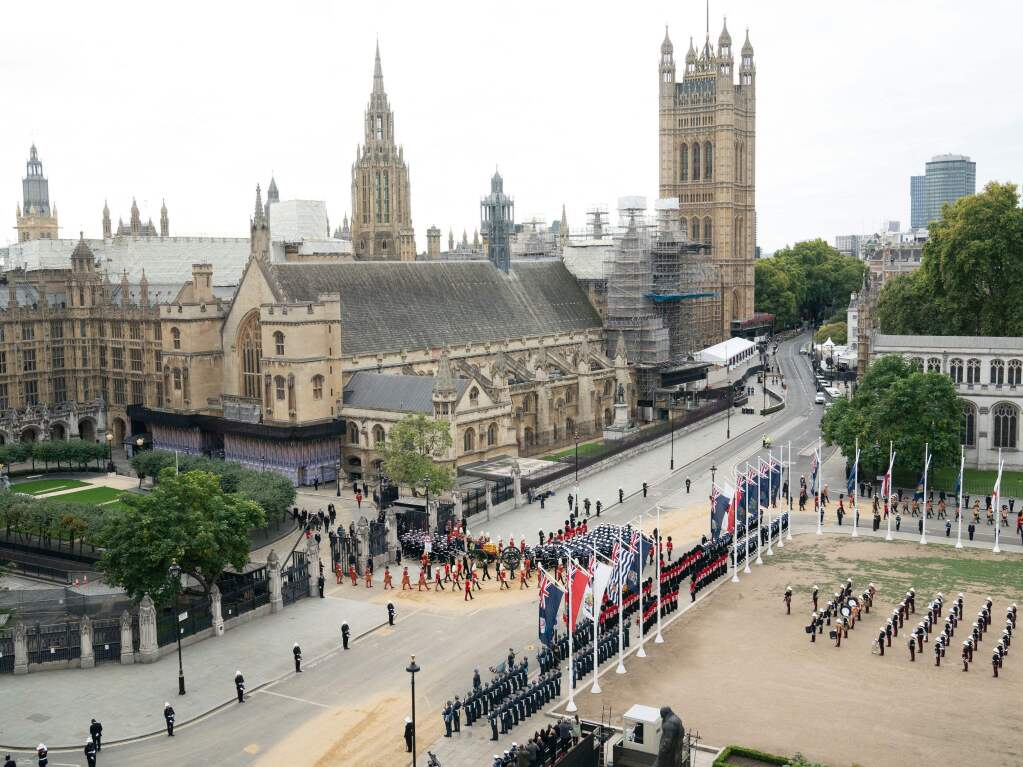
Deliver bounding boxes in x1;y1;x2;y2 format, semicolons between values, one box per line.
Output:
810;451;820;494
729;479;742;535
611;532;636;590
568;560;591;630
759;459;771;508
769;457;783;503
846;446;860;496
992;459;1003;517
592;560;614;614
710;483;733;540
954;452;964;497
882;450;897;499
538;568;563;647
747;466;758;525
913;453;932;501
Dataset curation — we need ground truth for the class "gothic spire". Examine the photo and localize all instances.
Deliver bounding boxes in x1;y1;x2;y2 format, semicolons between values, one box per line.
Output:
433;350;456;396
373;39;385;94
253;184;265;224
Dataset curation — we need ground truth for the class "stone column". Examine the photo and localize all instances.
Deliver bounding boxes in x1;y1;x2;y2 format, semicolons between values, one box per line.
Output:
385;509;399;562
210;584;225;636
305;536;320;597
138;594;159;664
485;482;494;518
267;549;284;614
79;615;95;669
119;610;134;665
13;622;28;675
427;498;437;532
356;516;370;565
512;466;522;509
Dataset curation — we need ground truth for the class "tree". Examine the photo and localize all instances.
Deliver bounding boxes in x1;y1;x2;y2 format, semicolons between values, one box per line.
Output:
878;182;1023;335
382;414;454;495
130;450;175;485
814;321;847;345
754;259;798;328
97;469;265;603
237;470;296;525
822;355;962;478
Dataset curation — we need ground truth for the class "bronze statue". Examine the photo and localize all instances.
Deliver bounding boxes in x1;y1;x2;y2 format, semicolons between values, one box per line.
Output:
654;706;685;767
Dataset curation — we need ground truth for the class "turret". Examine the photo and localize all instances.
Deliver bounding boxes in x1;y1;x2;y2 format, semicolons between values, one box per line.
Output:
130;198;141;236
718;19;733;75
740;29;755;86
160;199;169;237
250;184;271;262
426;226;441;260
432;350;458;419
102;201;111;239
660;25;676;95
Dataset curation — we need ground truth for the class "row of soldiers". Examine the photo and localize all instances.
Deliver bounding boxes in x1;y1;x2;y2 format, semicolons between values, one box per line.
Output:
456;653;530;734
489;670;562;740
690;551;729;601
570;624;624;687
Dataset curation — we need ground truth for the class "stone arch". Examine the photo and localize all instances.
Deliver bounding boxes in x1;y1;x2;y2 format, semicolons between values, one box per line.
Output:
731;289;743;321
111;417;127;448
372;424;386;447
78;418;96;443
992;402;1018;449
49;422;67;440
237;310;262;400
20;426;40;443
463;428;476;453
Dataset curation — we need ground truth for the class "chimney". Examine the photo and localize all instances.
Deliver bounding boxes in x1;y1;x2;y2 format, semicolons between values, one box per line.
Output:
192;263;214;303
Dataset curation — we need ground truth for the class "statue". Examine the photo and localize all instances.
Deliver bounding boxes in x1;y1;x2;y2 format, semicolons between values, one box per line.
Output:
655;706;685;767
616;382;625;405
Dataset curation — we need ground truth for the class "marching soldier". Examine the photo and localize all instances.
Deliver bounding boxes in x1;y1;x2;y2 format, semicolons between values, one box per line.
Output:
164;703;176;736
877;626;886;656
364;565;373;588
934;639;942;667
235;670;246;703
498;566;510;590
400;566;412;590
383;566;393;589
417;568;430;591
962;641;971;672
341;621;350;650
387;601;396;626
885;620;893;647
464;574;474;601
293;642;303;673
784;586;792;615
808;612;818;643
993;650;1000;678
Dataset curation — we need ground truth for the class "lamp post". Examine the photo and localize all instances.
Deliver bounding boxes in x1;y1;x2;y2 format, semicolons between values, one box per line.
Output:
725;381;732;440
669;401;675;471
710;464;717;488
336;460;342;497
105;432;113;461
406;654;420;767
168;560;186;695
573;430;580;513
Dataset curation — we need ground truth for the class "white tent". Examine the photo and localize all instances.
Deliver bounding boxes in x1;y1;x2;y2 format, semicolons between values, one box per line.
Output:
822;337;836;349
695;336;757;368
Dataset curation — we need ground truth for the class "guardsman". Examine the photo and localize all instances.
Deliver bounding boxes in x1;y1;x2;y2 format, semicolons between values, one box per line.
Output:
808;612;818;643
317;572;325;598
417;568;430;591
235;670;246;703
498;566;510;590
435;568;445;591
519;566;529;589
472;567;482;591
365;565;373;588
885;620;893;647
387;601;396;626
464;573;474;601
341;621;351;649
784;586;792;615
164;703;176;736
401;566;412;590
489;710;499;741
349;563;358;586
293;642;303;673
452;696;463;733
383;566;393;589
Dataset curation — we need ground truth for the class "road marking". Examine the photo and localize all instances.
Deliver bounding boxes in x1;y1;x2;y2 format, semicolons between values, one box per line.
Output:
244;743;261;754
258;689;334;709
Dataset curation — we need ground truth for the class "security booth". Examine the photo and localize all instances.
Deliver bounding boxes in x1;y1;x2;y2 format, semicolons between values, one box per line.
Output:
610;704;692;767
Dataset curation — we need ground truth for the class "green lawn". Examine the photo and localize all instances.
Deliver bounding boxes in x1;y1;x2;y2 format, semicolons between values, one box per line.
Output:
57;486;129;506
541;441;607;462
893;466;1023;497
10;478;90;495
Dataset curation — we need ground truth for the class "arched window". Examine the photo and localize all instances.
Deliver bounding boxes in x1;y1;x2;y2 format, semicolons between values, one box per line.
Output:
966;358;981;385
1010;359;1023;386
691;218;700;241
522;393;532;413
704;141;713;180
990;359;1005;385
238;311;262;399
348;423;360;445
274;375;286;401
566;418;575;437
692;143;701;181
993;403;1018;448
487;422;497;446
680;144;688;182
463;428;476;453
565;389;573;404
603;380;612;397
312;374;324;400
171;327;181;350
703;217;712;244
469;387;479;407
961;403;976;447
926;358;941;373
949;358;963;384
373;424;386;447
909;357;924;371
173;368;182;391
274;331;285;356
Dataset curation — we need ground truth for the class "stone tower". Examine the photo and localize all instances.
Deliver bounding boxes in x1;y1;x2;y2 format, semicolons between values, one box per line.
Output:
160;199;169;237
480;169;514;273
350;42;415;261
250;184;271;262
658;20;756;338
426;226;441;259
102;200;112;239
16;145;59;242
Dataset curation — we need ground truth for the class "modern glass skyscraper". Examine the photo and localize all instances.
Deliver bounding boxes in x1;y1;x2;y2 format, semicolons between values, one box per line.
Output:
910;154;976;228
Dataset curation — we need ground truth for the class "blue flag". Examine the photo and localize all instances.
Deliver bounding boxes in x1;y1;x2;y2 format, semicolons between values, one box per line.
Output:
913;473;925;502
710;484;732;540
538;569;563;647
770;463;783;503
846;460;856;496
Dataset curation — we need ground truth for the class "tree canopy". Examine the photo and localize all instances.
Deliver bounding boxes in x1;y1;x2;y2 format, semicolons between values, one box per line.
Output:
815;321;847;345
382;414;454;495
878;182;1023;335
0;439;107;471
822;355;963;478
97;469;265;603
755;239;867;327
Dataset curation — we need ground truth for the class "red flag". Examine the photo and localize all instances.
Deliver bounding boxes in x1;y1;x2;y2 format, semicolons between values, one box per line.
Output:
568;561;591;630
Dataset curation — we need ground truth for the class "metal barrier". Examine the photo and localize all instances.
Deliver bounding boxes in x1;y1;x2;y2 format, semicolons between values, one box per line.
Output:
0;630;13;673
156;602;213;647
92;618;122;663
220;567;270;621
27;622;80;665
396;508;429;537
282;551;309;606
436;502;455;534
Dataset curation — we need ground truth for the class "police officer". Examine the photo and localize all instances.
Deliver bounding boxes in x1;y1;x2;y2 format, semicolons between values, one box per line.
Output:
784;586;792;615
443;701;453;737
341;621;351;650
89;718;103;751
3;755;14;767
84;740;97;767
293;642;303;672
317;572;325;598
36;745;47;767
387;602;396;626
164;702;176;736
235;670;246;703
685;477;691;493
642;482;648;498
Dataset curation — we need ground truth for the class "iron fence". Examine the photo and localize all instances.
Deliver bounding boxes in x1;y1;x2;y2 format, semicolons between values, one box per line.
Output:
27;622;80;665
220;568;270;621
436;502;455;534
282;552;309;606
0;630;12;673
368;521;388;557
156;600;213;647
92;618;122;663
461;485;488;518
395;508;429;538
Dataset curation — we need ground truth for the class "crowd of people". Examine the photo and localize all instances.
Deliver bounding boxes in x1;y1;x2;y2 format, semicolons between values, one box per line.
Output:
488;717;581;767
802;579;875;646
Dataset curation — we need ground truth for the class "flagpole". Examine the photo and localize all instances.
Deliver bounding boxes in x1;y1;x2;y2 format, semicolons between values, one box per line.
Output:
731;470;740;583
637;511;647;658
615;525;626;674
852;436;859;538
955;445;964;549
565;548;577;712
655;504;664;643
743;464;752;574
755;463;764;565
776;449;785;550
993;449;1002;554
885;441;894;541
816;436;823;536
920;442;929;545
591;535;602;693
767;453;775;556
786;440;793;539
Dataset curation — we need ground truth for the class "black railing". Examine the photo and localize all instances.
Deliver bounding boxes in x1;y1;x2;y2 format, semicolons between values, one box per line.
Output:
436;502;455;534
156;600;213;647
396;509;429;537
0;630;13;673
281;552;309;606
92;618;122;663
27;622;80;665
368;521;388;557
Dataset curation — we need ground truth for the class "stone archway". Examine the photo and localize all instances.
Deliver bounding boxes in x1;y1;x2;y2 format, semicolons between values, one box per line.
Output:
50;423;67;441
20;427;40;443
111;417;127;453
78;418;96;443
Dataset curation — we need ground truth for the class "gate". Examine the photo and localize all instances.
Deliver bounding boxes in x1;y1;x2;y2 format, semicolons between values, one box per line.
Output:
0;629;12;673
461;485;488;518
157;601;213;647
92;618;122;664
221;568;270;620
27;622;79;664
337;534;362;571
396;508;429;537
282;551;309;606
436;502;455;534
368;521;388;557
492;478;513;505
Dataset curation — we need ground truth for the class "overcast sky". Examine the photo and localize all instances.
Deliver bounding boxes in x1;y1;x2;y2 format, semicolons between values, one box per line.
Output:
2;0;1019;254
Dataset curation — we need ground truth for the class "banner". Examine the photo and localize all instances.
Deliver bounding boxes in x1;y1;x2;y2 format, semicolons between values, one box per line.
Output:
568;560;591;630
810;451;819;495
770;458;782;504
592;560;614;615
710;483;733;540
538;568;563;647
758;459;771;508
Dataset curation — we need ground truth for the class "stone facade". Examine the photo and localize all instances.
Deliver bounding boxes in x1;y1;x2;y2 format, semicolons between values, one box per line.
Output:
658;21;756;336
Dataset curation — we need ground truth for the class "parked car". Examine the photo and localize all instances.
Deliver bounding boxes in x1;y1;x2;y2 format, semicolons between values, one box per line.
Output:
814;392;825;404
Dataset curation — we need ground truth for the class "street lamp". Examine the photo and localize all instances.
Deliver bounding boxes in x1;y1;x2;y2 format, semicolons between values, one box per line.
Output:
105;432;113;461
725;383;733;440
168;560;186;695
406;654;420;767
710;464;717;489
669;401;675;472
336;460;342;497
573;430;580;513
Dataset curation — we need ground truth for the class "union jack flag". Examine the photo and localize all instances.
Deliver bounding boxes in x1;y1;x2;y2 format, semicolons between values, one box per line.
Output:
538;568;563;647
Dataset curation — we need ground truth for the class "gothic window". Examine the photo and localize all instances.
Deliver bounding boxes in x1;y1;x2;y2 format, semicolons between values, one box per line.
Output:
23;349;36;372
24;379;38;406
0;351;6;374
993;403;1018;449
566;389;573;404
966;358;981;385
463;428;476;453
1010;359;1022;386
704;141;713;179
238;311;262;400
680;144;688;181
961;402;976;448
990;358;1005;385
373;424;386;447
0;383;9;410
487;422;497;446
171;327;181;349
703;217;712;244
348;423;360;445
274;331;285;356
949;358;963;384
566;417;575;436
274;376;286;401
173;368;182;390
926;357;941;373
312;374;324;400
383;172;390;223
375;172;383;224
469;387;479;407
603;380;612;397
375;115;383;140
680;217;688;239
130;348;142;372
130;322;142;340
131;380;143;403
522;393;532;413
113;379;125;405
22;323;34;341
691;218;700;241
692;143;701;181
50;320;63;339
909;357;923;371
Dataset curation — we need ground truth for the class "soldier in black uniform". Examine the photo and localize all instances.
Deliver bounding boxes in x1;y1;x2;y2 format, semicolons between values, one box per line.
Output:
84;741;97;767
489;711;499;741
452;696;462;733
341;621;350;649
474;668;482;690
293;642;303;672
907;637;916;661
387;602;396;626
443;701;453;737
992;649;1000;677
812;585;819;612
164;703;176;736
89;719;103;751
36;745;47;767
877;626;886;656
784;586;792;615
235;670;246;703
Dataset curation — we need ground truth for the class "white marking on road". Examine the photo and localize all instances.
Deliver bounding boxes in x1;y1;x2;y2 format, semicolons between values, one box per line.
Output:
258;689;334;709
